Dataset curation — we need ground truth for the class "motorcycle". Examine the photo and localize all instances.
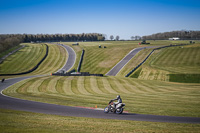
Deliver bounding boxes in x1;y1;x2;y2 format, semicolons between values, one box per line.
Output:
104;100;125;114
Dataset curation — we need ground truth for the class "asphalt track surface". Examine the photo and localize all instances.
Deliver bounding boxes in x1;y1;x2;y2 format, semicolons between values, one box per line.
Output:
56;44;76;73
106;46;158;76
1;45;200;124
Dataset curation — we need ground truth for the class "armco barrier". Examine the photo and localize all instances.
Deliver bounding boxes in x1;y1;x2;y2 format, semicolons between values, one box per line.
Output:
77;49;85;72
0;44;49;76
125;44;190;77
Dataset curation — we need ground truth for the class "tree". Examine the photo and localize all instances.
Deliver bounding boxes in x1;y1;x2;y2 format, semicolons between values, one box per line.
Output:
110;35;114;40
116;35;120;41
135;36;141;40
131;36;135;40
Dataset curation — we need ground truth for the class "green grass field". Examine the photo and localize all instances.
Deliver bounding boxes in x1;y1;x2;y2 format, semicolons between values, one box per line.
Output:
62;41;172;74
1;40;200;132
0;43;67;78
129;41;200;82
1;109;200;133
0;45;21;59
150;47;200;74
0;43;46;74
3;75;200;117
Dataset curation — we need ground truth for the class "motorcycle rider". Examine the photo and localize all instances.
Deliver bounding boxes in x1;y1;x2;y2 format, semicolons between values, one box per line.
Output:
111;95;122;109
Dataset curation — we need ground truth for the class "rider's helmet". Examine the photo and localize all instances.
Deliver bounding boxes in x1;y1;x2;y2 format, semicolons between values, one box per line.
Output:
117;95;120;99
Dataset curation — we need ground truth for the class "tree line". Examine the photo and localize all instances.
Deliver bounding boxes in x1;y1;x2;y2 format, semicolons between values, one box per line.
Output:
142;30;200;40
0;33;105;53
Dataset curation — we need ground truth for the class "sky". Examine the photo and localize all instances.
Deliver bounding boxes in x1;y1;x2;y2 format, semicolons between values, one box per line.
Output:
0;0;200;40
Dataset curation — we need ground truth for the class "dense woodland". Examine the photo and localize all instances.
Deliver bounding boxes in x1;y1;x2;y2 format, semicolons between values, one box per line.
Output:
0;33;105;53
142;30;200;40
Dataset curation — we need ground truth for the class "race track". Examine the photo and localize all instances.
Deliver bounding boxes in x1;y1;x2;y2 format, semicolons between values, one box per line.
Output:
0;44;200;124
56;44;76;73
106;46;158;76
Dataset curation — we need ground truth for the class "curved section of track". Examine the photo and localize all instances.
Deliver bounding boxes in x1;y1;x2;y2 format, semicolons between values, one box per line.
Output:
0;45;200;124
106;46;159;76
56;44;76;73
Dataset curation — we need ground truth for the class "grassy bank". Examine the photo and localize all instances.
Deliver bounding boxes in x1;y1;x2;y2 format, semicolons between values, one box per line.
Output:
1;109;200;133
62;41;157;74
3;76;200;117
150;46;200;74
129;42;200;82
0;43;46;74
0;43;67;78
0;45;21;59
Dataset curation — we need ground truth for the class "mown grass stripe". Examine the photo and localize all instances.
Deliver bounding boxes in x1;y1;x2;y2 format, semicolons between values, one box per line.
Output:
125;79;146;93
110;77;130;94
84;76;97;94
47;76;61;93
26;77;47;94
127;78;153;93
40;45;59;74
55;76;66;94
38;78;51;93
33;44;56;74
71;77;81;95
119;79;139;93
102;77;117;94
1;45;31;73
12;46;33;72
63;77;74;95
21;45;38;71
3;78;32;95
107;77;122;94
90;76;104;94
16;78;36;94
56;46;68;71
77;76;90;95
115;78;136;93
96;77;110;94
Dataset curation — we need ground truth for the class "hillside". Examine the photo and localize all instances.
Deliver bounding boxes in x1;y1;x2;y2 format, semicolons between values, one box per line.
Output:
0;43;67;78
129;42;200;83
1;40;200;132
3;76;200;117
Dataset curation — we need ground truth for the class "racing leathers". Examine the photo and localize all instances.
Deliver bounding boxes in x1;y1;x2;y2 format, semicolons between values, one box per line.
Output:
112;96;122;109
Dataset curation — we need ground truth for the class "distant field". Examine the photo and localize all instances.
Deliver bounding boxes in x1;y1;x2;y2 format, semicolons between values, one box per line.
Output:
3;76;200;117
31;43;67;75
62;40;180;74
0;45;21;59
129;41;200;82
150;47;200;74
62;41;140;74
0;43;46;74
0;43;67;78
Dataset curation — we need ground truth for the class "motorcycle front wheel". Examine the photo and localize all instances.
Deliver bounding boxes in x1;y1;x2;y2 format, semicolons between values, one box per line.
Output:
116;108;123;114
104;107;109;113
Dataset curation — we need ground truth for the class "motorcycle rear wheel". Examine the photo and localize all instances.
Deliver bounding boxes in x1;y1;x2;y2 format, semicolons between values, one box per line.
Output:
116;108;123;114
